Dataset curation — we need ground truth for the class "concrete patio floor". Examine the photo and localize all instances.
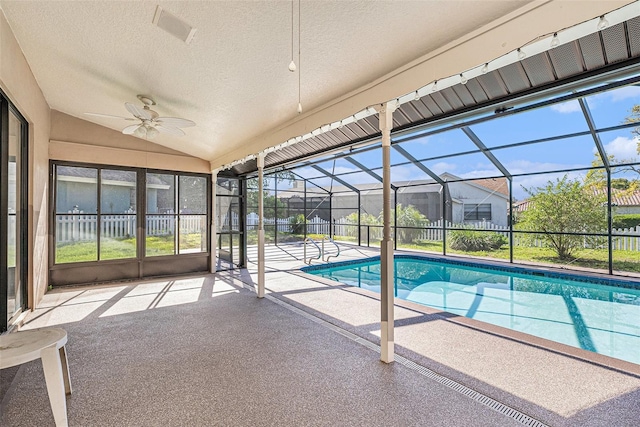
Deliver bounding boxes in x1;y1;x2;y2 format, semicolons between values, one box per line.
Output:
1;242;638;426
243;242;640;427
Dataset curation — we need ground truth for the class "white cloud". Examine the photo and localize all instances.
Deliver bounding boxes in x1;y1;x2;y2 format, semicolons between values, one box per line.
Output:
513;171;585;200
390;165;417;182
550;100;581;114
607;85;640;102
504;159;586;175
429;162;457;175
601;136;639;161
460;169;500;179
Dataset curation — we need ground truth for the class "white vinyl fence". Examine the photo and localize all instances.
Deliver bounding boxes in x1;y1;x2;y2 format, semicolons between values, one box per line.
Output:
56;210;205;243
245;213;330;234
57;208;640;251
244;213;640;251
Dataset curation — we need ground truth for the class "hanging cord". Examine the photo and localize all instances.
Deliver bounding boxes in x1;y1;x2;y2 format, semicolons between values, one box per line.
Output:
298;0;302;112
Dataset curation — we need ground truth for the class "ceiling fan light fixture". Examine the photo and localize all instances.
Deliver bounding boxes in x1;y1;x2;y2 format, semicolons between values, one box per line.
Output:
133;125;147;138
90;97;194;138
146;126;160;139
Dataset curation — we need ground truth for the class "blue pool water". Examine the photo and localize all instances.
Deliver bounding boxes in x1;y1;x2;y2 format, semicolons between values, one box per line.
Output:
303;256;640;364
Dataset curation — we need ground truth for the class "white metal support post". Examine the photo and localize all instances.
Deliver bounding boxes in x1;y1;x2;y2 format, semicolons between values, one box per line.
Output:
379;101;396;363
257;153;266;298
210;169;219;273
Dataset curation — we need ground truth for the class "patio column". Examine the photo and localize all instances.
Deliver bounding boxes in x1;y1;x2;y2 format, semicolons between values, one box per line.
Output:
379;101;396;363
257;153;266;298
210;168;219;273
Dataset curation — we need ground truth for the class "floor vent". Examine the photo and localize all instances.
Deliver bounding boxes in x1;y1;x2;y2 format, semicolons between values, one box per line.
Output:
261;292;549;427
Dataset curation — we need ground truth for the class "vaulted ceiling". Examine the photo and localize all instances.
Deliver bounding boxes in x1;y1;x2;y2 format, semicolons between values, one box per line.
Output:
0;1;635;169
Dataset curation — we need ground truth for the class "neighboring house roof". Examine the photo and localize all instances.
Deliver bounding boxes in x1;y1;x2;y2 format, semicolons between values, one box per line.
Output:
602;188;640;207
469;177;510;197
514;188;640;212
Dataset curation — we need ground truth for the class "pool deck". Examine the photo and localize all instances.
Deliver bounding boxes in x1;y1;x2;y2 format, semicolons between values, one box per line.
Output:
1;242;638;426
242;242;640;427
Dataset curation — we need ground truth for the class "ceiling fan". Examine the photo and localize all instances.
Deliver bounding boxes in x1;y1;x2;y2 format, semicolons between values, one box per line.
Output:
85;95;195;139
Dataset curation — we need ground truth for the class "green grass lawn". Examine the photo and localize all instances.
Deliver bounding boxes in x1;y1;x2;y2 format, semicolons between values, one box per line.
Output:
56;233;206;263
56;233;640;274
398;240;640;273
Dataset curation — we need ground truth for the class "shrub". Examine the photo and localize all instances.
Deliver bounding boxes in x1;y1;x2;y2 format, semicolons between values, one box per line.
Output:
384;204;429;244
613;214;640;230
344;212;382;239
449;229;507;252
289;214;306;234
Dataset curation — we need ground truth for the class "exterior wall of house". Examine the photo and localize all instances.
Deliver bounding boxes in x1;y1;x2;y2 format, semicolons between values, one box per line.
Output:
330;191;443;222
448;182;508;227
1;11;51;309
308;182;508;226
615;206;640;215
56;181;136;214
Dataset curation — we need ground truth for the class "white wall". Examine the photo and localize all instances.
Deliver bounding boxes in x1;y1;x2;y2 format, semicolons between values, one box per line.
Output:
0;11;212;311
50;111;210;173
449;182;508;227
1;9;51;309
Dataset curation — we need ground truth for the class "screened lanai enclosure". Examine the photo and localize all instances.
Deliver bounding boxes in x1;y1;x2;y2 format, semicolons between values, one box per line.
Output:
216;16;640;277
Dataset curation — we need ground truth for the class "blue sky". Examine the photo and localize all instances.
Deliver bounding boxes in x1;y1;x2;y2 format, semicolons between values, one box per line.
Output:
289;83;640;200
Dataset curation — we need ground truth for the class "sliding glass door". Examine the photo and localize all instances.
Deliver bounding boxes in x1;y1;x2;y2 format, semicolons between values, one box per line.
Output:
1;93;28;332
50;162;211;286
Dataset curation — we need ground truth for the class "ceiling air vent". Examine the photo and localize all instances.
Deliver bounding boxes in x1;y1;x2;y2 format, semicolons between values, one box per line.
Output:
152;6;197;44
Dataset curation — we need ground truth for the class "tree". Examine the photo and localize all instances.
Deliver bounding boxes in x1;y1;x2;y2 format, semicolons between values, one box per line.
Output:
516;175;607;260
246;172;295;218
626;104;640;142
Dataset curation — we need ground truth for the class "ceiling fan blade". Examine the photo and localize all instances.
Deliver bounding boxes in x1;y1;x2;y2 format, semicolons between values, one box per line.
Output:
156;117;196;128
122;124;141;135
125;102;152;120
85;112;137;121
156;125;186;136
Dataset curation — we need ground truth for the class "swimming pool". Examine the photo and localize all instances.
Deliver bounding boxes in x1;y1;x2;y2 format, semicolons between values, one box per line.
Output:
303;255;640;365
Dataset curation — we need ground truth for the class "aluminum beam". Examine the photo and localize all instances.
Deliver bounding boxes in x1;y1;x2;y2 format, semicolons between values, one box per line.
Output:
310;164;360;194
392;145;445;185
578;97;612;274
578;98;610;171
461;126;512;179
344;156;397;190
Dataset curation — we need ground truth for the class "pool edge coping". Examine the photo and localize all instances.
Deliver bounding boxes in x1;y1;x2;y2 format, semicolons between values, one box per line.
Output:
301;253;640;290
294;260;640;377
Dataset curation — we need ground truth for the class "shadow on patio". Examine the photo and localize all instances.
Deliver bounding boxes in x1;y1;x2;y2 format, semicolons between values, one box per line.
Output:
2;250;639;426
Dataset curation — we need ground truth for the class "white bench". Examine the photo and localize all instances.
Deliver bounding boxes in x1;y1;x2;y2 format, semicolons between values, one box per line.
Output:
0;328;72;426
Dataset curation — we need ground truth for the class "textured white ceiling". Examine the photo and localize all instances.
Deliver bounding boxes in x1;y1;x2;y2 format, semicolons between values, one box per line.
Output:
0;0;530;162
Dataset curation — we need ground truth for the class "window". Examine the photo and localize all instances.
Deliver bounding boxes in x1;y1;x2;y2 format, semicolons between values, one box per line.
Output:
463;204;492;221
52;163;210;265
55;166;98;263
145;173;208;256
